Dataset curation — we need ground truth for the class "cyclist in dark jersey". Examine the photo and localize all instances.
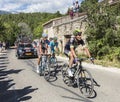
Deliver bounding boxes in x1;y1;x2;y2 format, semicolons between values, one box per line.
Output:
36;33;50;73
64;29;92;77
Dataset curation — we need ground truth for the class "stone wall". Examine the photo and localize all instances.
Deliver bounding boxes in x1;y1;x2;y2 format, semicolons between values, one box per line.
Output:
43;12;88;53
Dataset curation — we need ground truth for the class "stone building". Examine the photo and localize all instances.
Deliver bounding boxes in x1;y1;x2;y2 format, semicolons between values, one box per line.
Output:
43;12;88;53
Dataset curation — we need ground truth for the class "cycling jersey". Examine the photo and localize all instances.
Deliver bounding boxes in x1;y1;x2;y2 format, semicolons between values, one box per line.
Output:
36;38;49;55
64;37;85;57
39;39;50;52
49;41;58;53
65;37;85;51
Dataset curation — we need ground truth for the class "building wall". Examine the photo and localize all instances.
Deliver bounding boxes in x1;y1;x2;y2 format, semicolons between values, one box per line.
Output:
43;13;88;53
43;22;54;38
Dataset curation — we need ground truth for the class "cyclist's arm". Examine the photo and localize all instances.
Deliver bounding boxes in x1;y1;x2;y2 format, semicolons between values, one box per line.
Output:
70;46;77;58
39;44;43;54
55;42;59;53
83;46;91;58
79;39;91;58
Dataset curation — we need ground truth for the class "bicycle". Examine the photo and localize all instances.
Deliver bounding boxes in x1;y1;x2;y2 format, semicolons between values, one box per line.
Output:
44;53;58;81
61;57;94;98
39;54;49;76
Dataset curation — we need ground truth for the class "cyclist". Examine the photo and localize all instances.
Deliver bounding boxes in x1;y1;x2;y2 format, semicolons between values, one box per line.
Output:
48;37;59;55
64;29;93;77
36;33;49;73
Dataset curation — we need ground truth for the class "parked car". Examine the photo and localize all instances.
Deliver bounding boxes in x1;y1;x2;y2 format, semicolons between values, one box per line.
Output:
16;43;38;59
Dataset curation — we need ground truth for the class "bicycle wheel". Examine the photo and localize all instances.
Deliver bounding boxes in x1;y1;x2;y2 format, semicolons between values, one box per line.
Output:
50;57;58;74
44;62;51;81
39;56;46;76
77;68;94;98
39;59;43;76
61;63;73;86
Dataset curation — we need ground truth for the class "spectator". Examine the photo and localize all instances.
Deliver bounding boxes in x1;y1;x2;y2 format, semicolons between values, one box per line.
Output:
73;2;76;13
0;41;3;52
2;41;6;51
68;6;74;19
75;0;80;17
6;41;9;49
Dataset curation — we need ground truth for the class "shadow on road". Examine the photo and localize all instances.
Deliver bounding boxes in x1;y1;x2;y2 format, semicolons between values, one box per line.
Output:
0;52;38;102
0;86;38;102
25;59;64;82
49;82;93;102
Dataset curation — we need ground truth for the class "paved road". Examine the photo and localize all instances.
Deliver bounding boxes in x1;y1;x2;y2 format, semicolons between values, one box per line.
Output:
0;49;120;102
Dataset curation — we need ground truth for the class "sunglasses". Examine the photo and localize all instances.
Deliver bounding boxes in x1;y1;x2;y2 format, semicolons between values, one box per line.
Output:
76;32;82;36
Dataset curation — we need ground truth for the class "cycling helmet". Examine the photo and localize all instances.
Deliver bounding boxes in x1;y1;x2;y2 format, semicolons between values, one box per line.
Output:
73;29;82;36
42;33;48;38
53;37;57;41
49;37;53;41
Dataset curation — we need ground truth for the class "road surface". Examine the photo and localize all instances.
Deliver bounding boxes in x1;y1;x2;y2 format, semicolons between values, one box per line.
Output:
0;48;120;102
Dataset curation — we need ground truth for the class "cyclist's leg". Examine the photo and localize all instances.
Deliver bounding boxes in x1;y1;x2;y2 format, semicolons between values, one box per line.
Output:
69;52;74;68
37;55;40;65
36;55;41;73
68;52;75;77
47;47;52;62
51;50;58;75
36;45;41;72
44;52;51;81
64;50;74;77
36;47;44;73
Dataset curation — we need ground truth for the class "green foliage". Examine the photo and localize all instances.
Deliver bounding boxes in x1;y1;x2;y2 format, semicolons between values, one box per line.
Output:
103;47;120;62
0;18;6;41
0;12;63;45
33;24;43;38
82;0;120;65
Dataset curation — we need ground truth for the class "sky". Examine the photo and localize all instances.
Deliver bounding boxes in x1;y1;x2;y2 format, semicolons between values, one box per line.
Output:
0;0;84;14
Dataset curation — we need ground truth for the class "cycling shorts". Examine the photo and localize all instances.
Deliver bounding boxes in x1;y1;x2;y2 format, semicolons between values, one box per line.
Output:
64;49;71;57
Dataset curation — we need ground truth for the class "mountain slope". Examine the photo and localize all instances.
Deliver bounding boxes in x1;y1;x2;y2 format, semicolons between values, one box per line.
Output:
0;10;11;14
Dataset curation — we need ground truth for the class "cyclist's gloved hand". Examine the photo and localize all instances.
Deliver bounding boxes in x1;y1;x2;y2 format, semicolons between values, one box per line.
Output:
90;57;94;63
74;57;79;63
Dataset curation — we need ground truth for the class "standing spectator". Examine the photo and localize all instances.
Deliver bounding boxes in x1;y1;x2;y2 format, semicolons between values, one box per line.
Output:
68;6;74;19
75;0;80;17
73;2;76;13
2;41;6;51
0;41;3;52
6;41;9;49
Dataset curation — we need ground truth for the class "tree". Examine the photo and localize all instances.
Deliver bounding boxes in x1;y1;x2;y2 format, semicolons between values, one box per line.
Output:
0;12;63;45
0;18;6;41
80;0;120;62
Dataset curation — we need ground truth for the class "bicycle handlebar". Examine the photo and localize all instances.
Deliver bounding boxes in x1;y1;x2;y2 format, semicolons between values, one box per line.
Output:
41;54;49;56
77;57;94;64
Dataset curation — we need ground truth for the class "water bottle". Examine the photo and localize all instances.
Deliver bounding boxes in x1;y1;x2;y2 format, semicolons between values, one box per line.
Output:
71;64;77;75
42;55;46;62
51;57;55;64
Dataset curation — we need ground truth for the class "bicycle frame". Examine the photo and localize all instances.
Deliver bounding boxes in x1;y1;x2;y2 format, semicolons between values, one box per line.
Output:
61;57;94;98
73;58;94;78
72;59;83;79
39;54;49;75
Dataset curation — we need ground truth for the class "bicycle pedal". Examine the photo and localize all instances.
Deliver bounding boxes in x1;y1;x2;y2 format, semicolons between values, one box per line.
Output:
67;82;74;87
66;79;74;86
